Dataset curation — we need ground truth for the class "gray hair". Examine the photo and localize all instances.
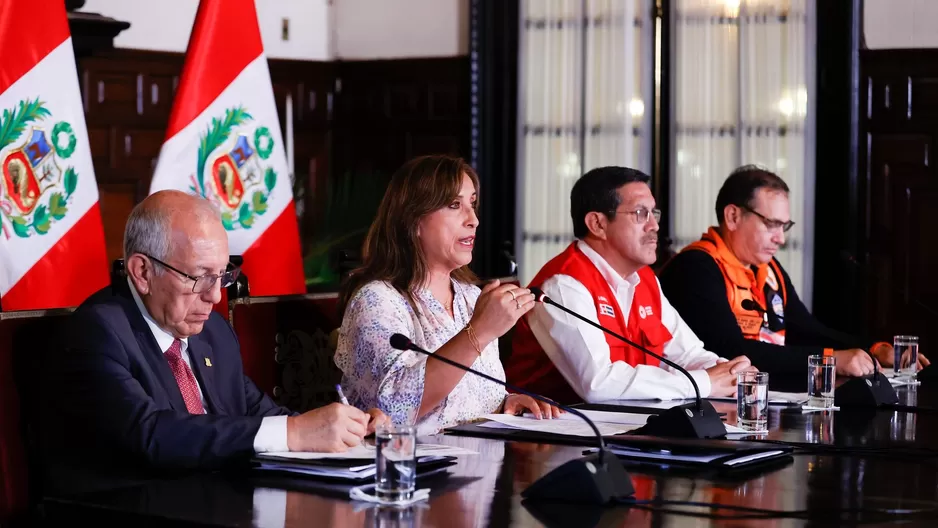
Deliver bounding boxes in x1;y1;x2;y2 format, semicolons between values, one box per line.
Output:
123;193;221;275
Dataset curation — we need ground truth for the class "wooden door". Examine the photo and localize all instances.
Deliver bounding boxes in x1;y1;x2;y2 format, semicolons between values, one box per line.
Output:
859;50;938;354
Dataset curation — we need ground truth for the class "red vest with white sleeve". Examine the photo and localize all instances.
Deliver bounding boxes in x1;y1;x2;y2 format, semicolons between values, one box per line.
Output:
506;243;673;404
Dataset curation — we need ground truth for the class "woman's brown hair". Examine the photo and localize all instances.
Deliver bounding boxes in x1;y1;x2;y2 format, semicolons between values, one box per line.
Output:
337;155;480;316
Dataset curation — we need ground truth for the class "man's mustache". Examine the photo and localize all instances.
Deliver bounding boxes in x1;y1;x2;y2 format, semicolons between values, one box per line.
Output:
642;234;658;244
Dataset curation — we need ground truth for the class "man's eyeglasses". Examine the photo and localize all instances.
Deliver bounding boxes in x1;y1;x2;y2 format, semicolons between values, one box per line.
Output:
610;207;661;225
740;205;795;233
145;254;240;294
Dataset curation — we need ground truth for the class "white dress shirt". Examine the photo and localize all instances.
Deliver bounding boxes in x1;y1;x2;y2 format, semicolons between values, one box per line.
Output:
527;241;725;402
128;278;288;452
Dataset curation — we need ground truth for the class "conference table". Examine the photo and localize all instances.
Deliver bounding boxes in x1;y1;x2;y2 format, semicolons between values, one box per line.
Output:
41;382;938;526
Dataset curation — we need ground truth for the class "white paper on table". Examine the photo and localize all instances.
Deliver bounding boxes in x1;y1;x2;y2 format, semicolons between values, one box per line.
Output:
705;391;808;405
524;409;653;426
479;413;640;436
261;443;479;461
485;411;749;436
766;391;810;403
888;377;921;387
724;425;768;435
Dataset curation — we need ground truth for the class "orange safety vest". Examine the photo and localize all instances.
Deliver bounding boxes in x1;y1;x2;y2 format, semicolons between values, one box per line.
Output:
506;242;671;404
681;227;788;344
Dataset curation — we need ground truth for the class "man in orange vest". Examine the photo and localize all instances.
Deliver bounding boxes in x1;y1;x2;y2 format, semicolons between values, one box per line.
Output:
505;167;756;404
659;165;929;377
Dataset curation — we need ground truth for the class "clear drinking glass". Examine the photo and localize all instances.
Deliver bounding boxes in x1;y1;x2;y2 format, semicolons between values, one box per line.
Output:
737;371;768;431
370;505;419;528
807;355;836;408
893;335;919;380
375;424;417;501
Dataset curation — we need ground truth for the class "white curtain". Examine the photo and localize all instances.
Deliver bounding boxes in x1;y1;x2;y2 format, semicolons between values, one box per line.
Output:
670;0;816;301
517;0;654;284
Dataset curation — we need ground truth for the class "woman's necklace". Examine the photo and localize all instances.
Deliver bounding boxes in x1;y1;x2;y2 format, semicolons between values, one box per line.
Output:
442;294;454;315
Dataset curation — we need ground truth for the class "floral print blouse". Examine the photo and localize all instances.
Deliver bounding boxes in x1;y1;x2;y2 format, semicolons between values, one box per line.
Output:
335;279;507;435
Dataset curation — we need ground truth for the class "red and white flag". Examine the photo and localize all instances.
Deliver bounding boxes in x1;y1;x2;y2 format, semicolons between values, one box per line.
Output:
0;0;109;310
150;0;305;296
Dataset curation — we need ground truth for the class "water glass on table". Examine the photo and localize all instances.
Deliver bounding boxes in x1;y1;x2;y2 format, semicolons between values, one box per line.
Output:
893;335;919;380
375;424;417;502
807;354;836;409
737;371;768;431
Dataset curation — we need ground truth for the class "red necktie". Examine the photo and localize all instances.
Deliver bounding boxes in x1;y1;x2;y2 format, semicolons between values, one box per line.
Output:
165;339;205;414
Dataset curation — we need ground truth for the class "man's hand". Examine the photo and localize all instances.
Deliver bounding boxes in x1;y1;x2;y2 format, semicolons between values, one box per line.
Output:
365;408;391;435
705;356;757;397
834;349;876;377
871;342;930;370
286;402;370;452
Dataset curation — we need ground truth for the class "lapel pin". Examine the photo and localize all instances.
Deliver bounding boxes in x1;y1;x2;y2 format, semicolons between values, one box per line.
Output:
204;358;212;367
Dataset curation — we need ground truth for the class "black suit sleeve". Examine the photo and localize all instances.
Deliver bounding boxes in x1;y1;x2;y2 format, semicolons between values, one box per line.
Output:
244;375;296;417
775;262;871;350
49;307;266;470
659;251;823;376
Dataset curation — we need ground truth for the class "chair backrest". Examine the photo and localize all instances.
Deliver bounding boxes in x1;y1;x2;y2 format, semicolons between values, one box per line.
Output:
229;294;344;411
0;311;71;522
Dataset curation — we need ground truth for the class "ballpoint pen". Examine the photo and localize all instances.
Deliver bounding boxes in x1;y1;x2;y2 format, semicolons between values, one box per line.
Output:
335;384;352;406
336;384;371;447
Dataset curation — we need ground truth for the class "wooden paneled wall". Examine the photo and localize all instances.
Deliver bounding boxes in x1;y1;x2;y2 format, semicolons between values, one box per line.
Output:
77;49;334;263
332;58;469;178
858;50;938;352
75;50;469;268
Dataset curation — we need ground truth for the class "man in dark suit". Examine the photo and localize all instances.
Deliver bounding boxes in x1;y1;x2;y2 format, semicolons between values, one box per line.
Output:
41;190;387;496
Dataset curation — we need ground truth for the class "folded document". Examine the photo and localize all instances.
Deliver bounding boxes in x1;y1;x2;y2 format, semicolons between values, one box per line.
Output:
479;410;753;436
252;443;474;482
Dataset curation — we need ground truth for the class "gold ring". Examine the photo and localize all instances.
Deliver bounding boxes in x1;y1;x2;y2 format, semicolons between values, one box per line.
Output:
515;299;521;309
508;290;517;301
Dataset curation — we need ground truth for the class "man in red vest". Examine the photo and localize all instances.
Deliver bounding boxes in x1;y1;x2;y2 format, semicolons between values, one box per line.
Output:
506;167;755;404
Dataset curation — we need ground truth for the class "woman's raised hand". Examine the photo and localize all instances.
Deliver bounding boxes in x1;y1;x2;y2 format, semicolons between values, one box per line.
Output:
470;280;536;344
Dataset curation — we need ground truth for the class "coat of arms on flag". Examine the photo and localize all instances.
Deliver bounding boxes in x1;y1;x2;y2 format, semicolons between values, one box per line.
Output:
193;106;276;232
0;98;79;239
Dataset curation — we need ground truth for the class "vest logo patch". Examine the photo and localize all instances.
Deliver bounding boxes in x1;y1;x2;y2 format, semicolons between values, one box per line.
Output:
598;303;615;317
638;305;653;319
771;293;784;319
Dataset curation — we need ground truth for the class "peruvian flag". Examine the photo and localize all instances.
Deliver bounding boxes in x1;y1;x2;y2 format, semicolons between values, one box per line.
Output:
150;0;305;296
0;0;109;310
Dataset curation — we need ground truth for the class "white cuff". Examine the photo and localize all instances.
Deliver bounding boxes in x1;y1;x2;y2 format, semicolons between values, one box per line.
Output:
253;415;289;453
689;369;713;398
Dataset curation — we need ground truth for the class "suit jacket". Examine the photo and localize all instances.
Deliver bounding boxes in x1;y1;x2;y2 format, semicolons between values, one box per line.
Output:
40;281;293;496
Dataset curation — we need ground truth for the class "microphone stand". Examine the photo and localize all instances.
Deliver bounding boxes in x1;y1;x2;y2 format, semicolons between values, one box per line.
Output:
740;296;898;407
530;288;728;439
389;334;635;504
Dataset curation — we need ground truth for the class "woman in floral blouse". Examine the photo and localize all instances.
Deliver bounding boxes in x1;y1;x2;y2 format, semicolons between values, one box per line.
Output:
335;155;561;435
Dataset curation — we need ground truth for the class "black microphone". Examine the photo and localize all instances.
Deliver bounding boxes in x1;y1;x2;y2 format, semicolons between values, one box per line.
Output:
827;252;899;406
741;271;897;407
529;287;727;439
740;298;764;314
741;298;771;329
388;334;634;505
